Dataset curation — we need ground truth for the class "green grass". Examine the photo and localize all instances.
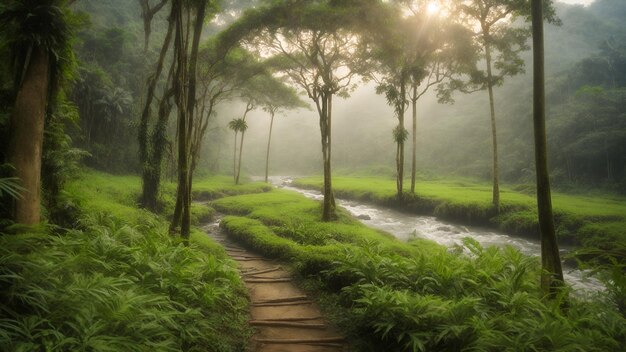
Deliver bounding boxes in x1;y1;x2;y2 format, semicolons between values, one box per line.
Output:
168;175;272;201
293;176;626;253
0;170;273;351
214;189;626;351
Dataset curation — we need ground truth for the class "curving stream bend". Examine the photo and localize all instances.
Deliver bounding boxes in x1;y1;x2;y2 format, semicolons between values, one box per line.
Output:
266;176;604;294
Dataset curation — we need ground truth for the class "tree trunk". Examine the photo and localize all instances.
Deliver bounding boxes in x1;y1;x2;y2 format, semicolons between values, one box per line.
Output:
143;88;174;212
396;80;406;200
236;129;246;185
321;91;335;221
235;103;254;185
327;93;335;209
484;41;500;211
140;11;174;210
410;85;417;194
532;0;565;298
169;0;205;242
264;112;275;183
233;131;238;183
169;0;191;241
8;46;50;225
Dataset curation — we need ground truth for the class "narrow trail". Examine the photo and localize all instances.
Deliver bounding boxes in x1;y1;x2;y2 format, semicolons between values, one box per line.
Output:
201;219;347;352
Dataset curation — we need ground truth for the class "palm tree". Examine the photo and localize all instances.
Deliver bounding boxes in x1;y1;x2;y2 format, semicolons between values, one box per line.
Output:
228;118;248;184
0;0;73;224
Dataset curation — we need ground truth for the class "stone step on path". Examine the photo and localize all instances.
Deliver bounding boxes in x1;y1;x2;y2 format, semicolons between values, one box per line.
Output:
201;221;347;352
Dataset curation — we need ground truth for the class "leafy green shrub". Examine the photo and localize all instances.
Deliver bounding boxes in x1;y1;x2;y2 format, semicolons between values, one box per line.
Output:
0;212;250;352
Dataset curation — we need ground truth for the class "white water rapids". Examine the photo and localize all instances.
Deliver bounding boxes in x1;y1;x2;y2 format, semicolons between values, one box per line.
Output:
263;176;605;294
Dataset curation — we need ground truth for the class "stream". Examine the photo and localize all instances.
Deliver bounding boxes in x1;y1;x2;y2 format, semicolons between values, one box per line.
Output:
265;176;604;294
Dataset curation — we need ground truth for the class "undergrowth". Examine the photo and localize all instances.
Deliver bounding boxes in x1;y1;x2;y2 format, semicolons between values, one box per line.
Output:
214;190;626;352
0;171;255;351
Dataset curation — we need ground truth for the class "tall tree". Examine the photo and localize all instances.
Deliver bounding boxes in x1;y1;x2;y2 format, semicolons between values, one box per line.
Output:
455;0;542;211
0;0;73;224
169;0;210;241
234;100;255;185
138;2;175;212
190;44;265;179
531;0;564;298
258;80;307;183
370;3;474;198
244;1;379;220
227;117;247;184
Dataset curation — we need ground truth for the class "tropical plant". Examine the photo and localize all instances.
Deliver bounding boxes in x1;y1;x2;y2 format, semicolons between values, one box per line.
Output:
0;0;75;224
228;118;248;184
0;177;24;199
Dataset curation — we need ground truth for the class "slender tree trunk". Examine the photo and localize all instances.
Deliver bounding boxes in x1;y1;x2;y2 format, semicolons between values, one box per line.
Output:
396;80;406;200
169;0;190;239
327;93;335;209
321;91;335;221
236;130;246;185
235;103;254;185
484;41;500;211
140;11;174;210
8;46;50;225
532;0;565;298
169;0;204;241
233;131;238;182
410;84;417;194
180;1;206;241
264;112;275;183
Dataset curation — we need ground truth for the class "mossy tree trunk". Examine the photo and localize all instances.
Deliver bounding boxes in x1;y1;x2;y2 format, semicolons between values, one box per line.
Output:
140;11;174;212
8;46;50;225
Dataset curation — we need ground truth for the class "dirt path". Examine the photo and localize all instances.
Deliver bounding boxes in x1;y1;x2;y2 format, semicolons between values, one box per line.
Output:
202;220;347;352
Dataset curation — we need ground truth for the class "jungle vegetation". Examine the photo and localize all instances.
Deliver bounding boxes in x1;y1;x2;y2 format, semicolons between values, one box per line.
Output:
0;0;624;350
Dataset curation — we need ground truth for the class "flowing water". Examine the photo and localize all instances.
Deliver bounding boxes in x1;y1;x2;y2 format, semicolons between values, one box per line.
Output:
265;176;604;294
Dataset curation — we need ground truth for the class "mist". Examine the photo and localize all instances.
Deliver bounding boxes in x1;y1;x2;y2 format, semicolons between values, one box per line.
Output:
206;0;622;190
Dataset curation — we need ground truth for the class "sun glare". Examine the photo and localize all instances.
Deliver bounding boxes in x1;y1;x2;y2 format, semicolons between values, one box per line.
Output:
426;2;440;15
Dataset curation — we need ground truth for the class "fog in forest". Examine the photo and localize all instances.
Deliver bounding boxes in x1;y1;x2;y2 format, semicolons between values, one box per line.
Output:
2;0;626;350
197;0;624;192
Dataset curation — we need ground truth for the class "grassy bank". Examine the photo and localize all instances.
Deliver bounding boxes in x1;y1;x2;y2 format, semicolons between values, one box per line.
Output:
214;189;625;351
293;176;626;256
0;170;269;351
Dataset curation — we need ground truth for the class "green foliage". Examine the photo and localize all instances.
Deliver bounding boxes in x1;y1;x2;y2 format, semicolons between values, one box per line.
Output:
42;95;89;225
0;0;74;72
66;1;149;173
227;118;248;133
215;189;626;351
0;177;24;200
0;171;252;351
